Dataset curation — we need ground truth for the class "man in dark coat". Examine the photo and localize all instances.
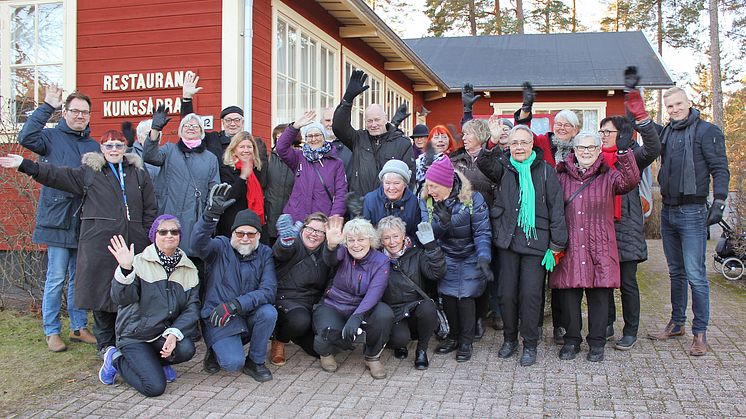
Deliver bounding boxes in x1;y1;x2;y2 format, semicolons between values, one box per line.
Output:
648;86;729;357
332;70;415;196
18;85;100;352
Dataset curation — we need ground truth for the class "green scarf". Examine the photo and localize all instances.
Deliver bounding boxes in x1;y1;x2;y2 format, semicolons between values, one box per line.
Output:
510;151;538;241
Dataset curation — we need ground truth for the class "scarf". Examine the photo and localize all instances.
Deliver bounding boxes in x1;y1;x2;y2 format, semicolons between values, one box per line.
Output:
509;151;538;241
301;142;332;162
177;139;206;153
601;145;622;221
182;138;202;149
661;108;699;195
552;134;574;166
384;236;413;259
235;161;266;225
157;247;182;275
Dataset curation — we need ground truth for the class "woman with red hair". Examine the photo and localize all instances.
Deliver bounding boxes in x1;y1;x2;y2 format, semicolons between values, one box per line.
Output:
414;125;457;194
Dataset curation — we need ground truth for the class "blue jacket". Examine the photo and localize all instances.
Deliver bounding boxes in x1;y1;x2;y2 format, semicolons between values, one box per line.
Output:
419;173;492;298
191;218;277;347
362;185;421;238
17;103;100;248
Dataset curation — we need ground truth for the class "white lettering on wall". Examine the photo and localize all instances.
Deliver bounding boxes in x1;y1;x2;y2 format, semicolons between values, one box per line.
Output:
102;97;182;117
101;71;186;92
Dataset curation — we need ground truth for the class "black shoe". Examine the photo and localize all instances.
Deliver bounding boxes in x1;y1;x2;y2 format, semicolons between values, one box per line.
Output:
553;327;566;345
243;359;273;382
520;346;537;367
498;340;519;358
394;346;408;359
455;344;472;362
491;316;504;331
559;343;581;360
587;346;605;362
606;324;615;340
435;338;458;354
614;335;637;351
414;349;429;370
203;348;220;374
474;318;486;340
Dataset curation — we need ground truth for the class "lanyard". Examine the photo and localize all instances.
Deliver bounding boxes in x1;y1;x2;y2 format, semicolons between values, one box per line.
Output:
108;162;130;220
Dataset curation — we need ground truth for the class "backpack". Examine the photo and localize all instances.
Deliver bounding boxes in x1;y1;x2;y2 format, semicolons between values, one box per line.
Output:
639;166;654;220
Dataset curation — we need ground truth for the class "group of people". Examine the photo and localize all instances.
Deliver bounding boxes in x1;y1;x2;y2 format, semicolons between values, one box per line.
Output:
0;65;728;397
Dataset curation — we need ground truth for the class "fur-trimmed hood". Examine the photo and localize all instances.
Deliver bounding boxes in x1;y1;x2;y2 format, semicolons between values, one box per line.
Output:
420;169;474;203
81;152;144;171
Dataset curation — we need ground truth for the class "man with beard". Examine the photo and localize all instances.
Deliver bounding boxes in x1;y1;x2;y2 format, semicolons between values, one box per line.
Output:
191;184;278;382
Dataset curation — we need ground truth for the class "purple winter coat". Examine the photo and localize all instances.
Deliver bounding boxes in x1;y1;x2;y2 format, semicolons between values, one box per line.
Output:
550;151;639;289
321;246;390;317
277;126;348;222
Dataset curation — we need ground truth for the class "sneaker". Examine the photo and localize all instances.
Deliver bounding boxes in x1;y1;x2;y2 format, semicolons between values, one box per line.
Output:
243;359;273;382
99;346;119;385
69;328;97;344
647;321;685;340
163;365;177;383
614;335;637;351
46;334;67;352
587;346;605;362
558;343;581;360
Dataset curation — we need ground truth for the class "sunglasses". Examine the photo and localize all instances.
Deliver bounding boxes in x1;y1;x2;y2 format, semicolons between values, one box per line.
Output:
157;229;181;236
234;230;259;239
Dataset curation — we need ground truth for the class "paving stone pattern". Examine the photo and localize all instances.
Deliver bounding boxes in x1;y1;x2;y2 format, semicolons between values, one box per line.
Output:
18;241;746;418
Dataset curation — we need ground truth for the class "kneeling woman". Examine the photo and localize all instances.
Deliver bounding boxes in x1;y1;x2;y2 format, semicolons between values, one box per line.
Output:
313;217;393;379
378;216;445;370
99;215;199;397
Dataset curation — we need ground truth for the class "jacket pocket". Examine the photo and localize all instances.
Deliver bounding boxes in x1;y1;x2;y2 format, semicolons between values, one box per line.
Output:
527;214;550;251
36;193;74;229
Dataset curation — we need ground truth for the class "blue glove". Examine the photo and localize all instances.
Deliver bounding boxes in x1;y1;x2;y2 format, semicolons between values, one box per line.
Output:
276;214;302;247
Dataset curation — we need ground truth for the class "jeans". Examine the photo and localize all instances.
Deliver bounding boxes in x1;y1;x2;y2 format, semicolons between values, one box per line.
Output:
211;304;277;371
661;203;710;334
42;246;87;336
115;337;196;397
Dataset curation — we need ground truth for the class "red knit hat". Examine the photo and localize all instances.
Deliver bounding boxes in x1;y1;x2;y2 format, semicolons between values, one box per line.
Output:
425;156;455;188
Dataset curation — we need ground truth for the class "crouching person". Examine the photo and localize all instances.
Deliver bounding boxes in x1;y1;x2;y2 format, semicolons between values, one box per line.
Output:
313;217;393;379
98;215;199;397
193;184;278;382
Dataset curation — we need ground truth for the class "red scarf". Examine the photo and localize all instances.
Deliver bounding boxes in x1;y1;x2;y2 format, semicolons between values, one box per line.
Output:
601;145;622;221
235;161;265;225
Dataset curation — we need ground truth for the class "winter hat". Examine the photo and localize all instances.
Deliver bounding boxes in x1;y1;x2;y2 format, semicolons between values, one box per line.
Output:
220;106;244;119
301;122;326;142
231;209;262;233
378;159;411;184
149;214;179;242
425;156;455;188
411;124;429;138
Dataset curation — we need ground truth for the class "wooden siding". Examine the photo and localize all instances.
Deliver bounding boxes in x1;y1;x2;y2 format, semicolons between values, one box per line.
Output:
253;0;273;143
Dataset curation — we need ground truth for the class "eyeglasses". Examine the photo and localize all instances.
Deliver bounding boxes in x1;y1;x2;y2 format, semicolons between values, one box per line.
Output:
223;117;243;124
306;133;324;139
183;124;201;130
303;225;326;236
554;122;575;129
432;134;449;141
508;140;533;148
574;145;599;152
234;230;259;239
157;229;181;236
598;129;618;137
102;143;126;150
67;109;90;116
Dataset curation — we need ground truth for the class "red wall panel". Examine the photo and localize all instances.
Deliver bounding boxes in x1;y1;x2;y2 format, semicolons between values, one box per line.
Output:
252;0;273;143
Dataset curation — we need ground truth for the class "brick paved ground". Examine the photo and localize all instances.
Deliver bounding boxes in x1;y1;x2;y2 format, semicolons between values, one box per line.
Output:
14;241;746;418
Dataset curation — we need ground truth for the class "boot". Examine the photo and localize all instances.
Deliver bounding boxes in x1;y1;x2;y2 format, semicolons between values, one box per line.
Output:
393;346;408;359
520;346;537;367
364;348;386;379
46;334;67;352
270;340;286;366
474;317;486;340
203;347;220;374
69;329;97;344
243;359;273;382
414;349;429;370
435;338;458;354
319;354;338;372
455;343;472;362
689;333;707;356
491;315;504;331
648;321;685;340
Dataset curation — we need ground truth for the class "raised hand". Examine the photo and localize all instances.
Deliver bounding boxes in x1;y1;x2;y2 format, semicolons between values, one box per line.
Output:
623;66;640;92
44;84;64;109
204;183;236;221
151;104;172;132
292;110;317;129
182;71;203;99
521;82;535;112
121;121;136;147
415;222;435;246
107;235;135;270
326;216;345;249
0;154;24;169
390;103;411;128
343;70;370;103
461;83;481;113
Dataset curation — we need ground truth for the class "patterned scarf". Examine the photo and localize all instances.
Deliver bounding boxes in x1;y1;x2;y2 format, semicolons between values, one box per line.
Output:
384;236;413;260
157;247;182;275
301;142;332;162
553;135;574;166
509;151;538;240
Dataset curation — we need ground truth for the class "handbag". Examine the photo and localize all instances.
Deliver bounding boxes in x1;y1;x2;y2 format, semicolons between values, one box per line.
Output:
390;260;449;339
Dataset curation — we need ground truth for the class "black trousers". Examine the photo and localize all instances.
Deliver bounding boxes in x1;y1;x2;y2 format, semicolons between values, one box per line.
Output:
274;306;318;357
388;299;438;351
312;302;393;358
560;287;610;348
93;310;117;351
441;295;476;345
608;261;640;337
114;337;196;397
538;282;563;329
497;249;545;348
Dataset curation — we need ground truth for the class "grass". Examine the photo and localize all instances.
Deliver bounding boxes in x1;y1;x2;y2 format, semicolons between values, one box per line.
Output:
0;309;100;416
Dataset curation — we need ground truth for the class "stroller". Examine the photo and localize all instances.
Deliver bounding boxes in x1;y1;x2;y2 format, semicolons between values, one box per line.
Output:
713;220;746;280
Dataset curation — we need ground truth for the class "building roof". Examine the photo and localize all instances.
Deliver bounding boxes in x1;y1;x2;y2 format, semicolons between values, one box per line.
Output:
405;31;675;92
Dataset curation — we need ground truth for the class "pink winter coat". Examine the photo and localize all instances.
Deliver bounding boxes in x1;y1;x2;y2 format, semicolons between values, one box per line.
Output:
550;151;640;289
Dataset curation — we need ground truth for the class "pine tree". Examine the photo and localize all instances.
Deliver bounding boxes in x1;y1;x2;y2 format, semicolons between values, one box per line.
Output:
425;0;492;36
526;0;573;34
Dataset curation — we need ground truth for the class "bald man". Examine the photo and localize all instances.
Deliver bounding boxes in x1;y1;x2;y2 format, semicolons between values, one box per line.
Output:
332;70;414;196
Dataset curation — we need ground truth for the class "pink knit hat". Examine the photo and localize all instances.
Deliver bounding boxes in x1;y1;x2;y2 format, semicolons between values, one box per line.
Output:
425;156;455;188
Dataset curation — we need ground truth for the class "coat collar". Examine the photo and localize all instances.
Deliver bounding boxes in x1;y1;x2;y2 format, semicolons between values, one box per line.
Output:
82;152;144;171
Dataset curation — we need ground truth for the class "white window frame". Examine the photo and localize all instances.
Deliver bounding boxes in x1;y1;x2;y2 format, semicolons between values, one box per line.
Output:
342;48;385;130
384;77;413;135
488;101;607;132
272;1;341;128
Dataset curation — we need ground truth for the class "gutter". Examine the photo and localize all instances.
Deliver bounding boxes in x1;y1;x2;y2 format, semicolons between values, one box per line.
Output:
244;0;253;130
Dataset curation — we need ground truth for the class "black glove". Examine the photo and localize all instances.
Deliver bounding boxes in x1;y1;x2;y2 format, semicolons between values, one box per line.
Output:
521;82;535;112
478;257;494;282
342;313;364;343
461;83;481;113
624;66;640;92
423;142;436;168
433;201;452;227
390;103;410;128
204;183;237;221
151;104;172;131
121;121;136;148
209;299;241;328
343;70;370;103
345;191;364;218
615;117;635;150
707;199;726;226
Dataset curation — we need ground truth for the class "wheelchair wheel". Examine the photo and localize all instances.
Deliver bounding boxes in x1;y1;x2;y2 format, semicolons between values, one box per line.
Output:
721;257;744;281
713;257;724;274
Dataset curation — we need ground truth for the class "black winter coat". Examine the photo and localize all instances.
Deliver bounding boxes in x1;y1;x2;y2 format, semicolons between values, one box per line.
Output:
383;244;446;321
216;142;268;238
273;239;331;312
451;147;495;207
19;153;157;312
264;149;295;239
477;147;567;256
332;100;415;196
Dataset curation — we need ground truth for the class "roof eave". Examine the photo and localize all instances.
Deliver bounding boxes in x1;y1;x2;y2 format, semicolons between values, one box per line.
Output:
445;83;676;93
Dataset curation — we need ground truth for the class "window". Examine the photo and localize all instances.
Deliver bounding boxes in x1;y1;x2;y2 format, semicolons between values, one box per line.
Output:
274;11;338;127
1;1;65;124
489;101;607;135
343;59;383;130
385;80;413;135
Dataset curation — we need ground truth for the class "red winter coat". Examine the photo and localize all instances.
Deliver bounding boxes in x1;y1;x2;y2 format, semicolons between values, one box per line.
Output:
550;151;639;289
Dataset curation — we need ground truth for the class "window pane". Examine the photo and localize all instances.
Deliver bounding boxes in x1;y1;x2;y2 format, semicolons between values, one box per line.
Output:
12;67;36;123
309;39;317;91
319;48;327;91
37;3;64;63
288;80;296;118
300;35;309;84
301;85;308;109
277;20;286;75
277;75;287;125
37;65;63;100
287;28;297;79
582;110;598;132
11;6;35;65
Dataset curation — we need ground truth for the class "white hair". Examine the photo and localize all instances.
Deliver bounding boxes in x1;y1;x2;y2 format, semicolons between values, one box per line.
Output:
136;119;152;141
178;113;206;140
573;131;602;147
555;110;580;128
